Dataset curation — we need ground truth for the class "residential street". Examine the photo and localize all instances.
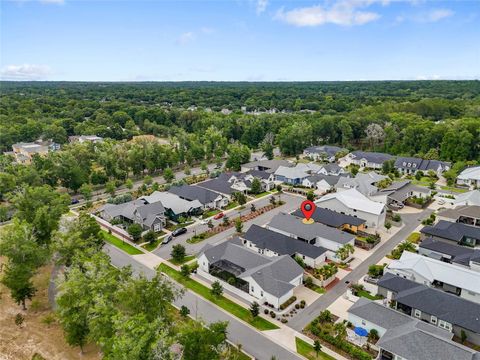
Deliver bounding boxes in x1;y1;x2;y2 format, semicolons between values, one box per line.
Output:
153;192;304;258
104;244;302;360
288;207;433;331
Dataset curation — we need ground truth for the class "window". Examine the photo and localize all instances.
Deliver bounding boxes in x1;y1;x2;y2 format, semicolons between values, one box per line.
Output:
439;320;452;331
431;316;437;325
414;309;422;318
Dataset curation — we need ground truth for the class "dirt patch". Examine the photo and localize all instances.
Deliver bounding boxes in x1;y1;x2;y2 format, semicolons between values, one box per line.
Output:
0;258;100;360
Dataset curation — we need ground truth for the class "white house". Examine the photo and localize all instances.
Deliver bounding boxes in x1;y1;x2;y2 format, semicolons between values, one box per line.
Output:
457;167;480;189
197;241;303;309
385;251;480;304
348;151;394;170
315;188;386;228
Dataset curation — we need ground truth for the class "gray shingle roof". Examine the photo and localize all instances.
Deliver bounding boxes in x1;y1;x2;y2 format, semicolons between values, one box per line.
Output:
349;298;479;360
394;157;451;172
199;240;303;297
268;212;355;244
305;174;342;186
291;207;366;227
420;220;480;242
377;272;421;293
243;224;328;258
196;177;235;195
242;159;293;173
419;237;476;265
350;151;394;164
168;184;221;205
304;145;345;157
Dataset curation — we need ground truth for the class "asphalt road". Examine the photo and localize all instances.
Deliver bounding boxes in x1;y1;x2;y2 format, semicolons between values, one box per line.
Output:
104;244;302;360
153;192;304;258
288;207;433;331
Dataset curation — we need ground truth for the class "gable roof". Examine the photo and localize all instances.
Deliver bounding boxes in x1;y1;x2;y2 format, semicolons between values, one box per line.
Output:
321;163;343;173
458;166;480;181
348;298;479;360
140;191;202;215
241;159;294;173
243;224;328;258
386;251;480;295
419;237;477;265
394;157;450;172
420;220;480;242
246;169;272;180
350;151;394;164
304;145;345;157
196;177;235;195
454;190;480;206
291;207;366;227
305;174;342;186
316;188;385;215
100;199;147;221
438;205;480;220
336;172;387;196
267;212;355;245
168;184;221;205
274;166;309;180
199;240;303;297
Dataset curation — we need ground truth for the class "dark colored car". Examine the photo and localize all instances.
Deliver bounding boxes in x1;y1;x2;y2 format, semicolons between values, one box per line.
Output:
172;227;187;237
162;235;173;245
71;198;80;204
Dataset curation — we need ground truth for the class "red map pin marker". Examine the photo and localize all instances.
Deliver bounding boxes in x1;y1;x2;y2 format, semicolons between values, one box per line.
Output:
300;200;316;224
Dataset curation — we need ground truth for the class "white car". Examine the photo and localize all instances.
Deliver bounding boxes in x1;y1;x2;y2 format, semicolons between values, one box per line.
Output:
200;219;209;225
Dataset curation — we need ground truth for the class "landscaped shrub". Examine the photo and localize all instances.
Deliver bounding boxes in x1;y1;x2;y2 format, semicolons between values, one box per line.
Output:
295;304;300;309
264;309;269;315
270;311;276;319
281;318;288;323
279;296;297;310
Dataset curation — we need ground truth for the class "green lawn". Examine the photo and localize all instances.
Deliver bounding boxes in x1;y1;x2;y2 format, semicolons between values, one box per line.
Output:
225;201;239;210
186;231;214;244
295;337;335;360
440;186;468;193
307;284;326;294
202;209;221;219
406;232;421;244
159;263;278;331
142;237;164;251
254;191;273;198
357;290;383;301
101;230;143;255
168;255;196;266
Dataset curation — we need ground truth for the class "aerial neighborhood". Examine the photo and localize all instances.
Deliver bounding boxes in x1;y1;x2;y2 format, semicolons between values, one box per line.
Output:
6;129;480;360
1;81;479;360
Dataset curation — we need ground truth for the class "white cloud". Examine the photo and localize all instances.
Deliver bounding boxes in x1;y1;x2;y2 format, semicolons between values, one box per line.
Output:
396;8;454;24
416;74;441;80
256;0;268;14
275;0;382;27
0;64;52;80
176;32;196;45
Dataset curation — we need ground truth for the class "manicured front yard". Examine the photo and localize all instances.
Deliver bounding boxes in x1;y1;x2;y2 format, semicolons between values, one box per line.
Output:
101;230;143;255
224;201;239;210
186;231;214;244
202;209;221;219
440;185;468;193
357;290;383;301
254;191;273;198
142;237;164;251
168;255;195;266
296;337;335;360
406;232;421;244
158;263;279;331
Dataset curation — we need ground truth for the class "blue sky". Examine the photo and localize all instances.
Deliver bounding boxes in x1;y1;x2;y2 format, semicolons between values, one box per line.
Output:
1;0;479;81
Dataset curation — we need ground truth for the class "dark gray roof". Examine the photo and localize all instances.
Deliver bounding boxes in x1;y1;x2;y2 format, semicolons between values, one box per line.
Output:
377;272;421;293
243;224;328;259
268;212;356;244
394;157;451;172
419;237;475;263
394;282;480;334
199;240;303;297
136;201;165;226
196;177;235;195
292;207;366;227
438;205;480;220
321;163;342;173
350;151;394;164
349;299;479;360
421;220;480;242
241;159;293;173
246;169;272;180
168;184;221;205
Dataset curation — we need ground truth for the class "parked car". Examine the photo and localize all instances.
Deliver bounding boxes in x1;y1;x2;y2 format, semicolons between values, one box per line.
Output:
200;219;209;225
213;212;224;220
162;235;172;245
71;198;80;204
172;227;187;237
